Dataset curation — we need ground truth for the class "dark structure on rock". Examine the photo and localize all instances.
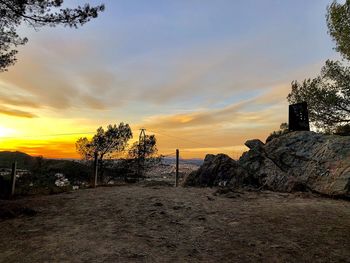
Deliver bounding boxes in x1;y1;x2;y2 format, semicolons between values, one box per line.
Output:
289;102;310;131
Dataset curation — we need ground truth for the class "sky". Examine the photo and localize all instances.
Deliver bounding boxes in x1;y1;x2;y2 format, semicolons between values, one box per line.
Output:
0;0;341;159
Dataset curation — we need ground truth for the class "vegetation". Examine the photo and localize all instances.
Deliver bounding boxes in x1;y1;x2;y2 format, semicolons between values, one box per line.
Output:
287;60;350;131
76;123;133;181
327;0;350;60
0;127;161;198
128;134;158;159
287;1;350;133
0;150;93;198
128;134;161;178
0;0;104;71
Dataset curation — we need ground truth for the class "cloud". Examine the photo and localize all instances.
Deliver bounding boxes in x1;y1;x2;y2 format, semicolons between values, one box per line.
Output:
0;92;41;109
0;106;37;118
0;25;324;121
142;92;286;131
134;83;292;158
0;49;109;114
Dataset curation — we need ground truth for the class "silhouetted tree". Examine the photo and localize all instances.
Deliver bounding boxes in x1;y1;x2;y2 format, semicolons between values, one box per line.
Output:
128;134;161;177
76;123;133;180
327;0;350;60
0;0;104;71
128;134;158;159
287;60;350;131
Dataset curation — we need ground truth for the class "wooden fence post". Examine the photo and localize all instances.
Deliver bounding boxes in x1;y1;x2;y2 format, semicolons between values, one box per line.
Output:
93;152;98;188
10;161;17;197
175;149;179;187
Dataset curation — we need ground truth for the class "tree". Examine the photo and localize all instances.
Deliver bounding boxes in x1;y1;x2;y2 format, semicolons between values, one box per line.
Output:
128;134;158;159
287;60;350;131
0;0;104;72
326;0;350;60
76;123;133;180
128;134;160;177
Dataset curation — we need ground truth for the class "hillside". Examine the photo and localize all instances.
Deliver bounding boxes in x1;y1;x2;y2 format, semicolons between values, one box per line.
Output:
0;151;36;169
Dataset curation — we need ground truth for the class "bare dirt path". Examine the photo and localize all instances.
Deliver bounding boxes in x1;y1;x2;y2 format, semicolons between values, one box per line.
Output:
0;184;350;263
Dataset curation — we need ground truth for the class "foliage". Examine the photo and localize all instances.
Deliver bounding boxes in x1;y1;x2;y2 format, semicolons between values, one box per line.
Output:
76;123;133;182
266;123;289;143
0;152;93;198
326;0;350;60
76;123;133;161
103;159;140;183
43;159;91;184
0;0;104;71
127;134;161;177
287;60;350;131
128;134;158;159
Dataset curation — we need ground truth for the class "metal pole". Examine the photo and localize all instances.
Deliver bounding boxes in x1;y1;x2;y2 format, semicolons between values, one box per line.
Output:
10;161;17;197
175;149;179;187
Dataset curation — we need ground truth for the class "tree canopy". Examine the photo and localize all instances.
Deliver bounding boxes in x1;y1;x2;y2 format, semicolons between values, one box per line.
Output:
287;60;350;130
76;123;133;162
128;134;158;160
327;0;350;60
0;0;104;71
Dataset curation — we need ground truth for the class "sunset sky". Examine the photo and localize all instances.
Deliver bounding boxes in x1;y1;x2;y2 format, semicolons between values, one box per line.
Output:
0;0;340;159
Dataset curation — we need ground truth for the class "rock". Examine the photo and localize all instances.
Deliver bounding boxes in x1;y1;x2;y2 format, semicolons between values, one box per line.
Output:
245;139;264;151
183;154;249;187
186;131;350;197
252;131;350;196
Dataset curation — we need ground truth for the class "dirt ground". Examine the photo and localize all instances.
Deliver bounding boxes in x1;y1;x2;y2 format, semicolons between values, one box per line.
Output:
0;184;350;263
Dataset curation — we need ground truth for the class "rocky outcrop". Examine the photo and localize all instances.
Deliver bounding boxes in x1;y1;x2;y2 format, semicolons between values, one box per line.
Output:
184;154;249;187
183;131;350;197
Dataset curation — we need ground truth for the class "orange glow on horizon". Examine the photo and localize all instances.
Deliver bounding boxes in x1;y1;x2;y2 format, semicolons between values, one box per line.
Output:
0;137;248;160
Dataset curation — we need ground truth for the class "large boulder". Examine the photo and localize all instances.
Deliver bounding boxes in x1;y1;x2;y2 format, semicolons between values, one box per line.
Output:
183;154;249;187
185;131;350;197
250;131;350;196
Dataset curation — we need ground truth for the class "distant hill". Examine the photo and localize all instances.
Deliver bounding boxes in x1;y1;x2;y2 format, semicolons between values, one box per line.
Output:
0;151;36;169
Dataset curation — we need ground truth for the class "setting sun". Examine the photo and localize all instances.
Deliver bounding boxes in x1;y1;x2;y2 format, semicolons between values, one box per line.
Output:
0;126;13;138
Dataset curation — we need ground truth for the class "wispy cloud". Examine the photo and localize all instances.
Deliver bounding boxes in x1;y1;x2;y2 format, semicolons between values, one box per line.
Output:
0;106;37;118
